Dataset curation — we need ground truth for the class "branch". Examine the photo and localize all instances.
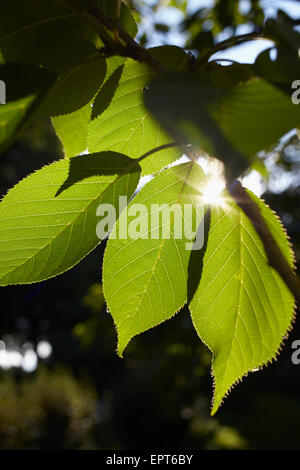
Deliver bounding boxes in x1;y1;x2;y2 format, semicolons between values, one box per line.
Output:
88;5;165;74
196;31;265;67
114;0;122;41
228;181;300;305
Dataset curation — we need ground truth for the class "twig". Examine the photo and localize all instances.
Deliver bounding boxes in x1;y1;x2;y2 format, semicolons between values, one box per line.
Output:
228;180;300;305
113;0;122;41
196;31;265;67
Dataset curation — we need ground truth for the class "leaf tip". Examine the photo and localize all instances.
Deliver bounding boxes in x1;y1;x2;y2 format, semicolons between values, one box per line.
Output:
116;335;130;358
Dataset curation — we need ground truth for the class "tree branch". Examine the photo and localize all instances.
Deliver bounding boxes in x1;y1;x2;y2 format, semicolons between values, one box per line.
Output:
196;31;265;67
228;180;300;305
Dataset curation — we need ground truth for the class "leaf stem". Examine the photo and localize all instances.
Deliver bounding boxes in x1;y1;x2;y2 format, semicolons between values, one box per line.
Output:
137;143;188;163
228;180;300;305
196;31;265;67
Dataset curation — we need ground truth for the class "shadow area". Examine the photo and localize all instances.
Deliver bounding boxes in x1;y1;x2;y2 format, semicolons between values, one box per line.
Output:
55;151;140;197
187;209;211;304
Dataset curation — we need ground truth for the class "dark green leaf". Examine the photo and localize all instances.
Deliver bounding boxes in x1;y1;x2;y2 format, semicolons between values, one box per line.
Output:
0;63;56;101
91;64;124;120
145;72;300;177
99;0;138;37
0;0;99;71
52;103;91;157
254;46;300;95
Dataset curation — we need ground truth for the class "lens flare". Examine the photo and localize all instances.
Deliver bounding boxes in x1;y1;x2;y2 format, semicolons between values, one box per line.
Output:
202;179;226;206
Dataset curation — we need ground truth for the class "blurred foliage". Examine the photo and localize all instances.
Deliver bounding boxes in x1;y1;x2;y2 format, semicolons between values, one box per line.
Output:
133;0;265;53
0;367;98;449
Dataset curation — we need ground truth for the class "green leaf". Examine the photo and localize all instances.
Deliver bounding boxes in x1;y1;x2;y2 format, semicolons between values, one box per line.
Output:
149;46;188;72
200;62;255;89
0;63;56;101
189;190;295;415
52;56;124;156
88;46;188;175
103;161;207;356
254;46;300;95
145;72;300;178
100;0;138;38
0;152;141;285
211;78;300;158
38;57;107;116
52;103;91;157
0;0;99;71
0;63;56;152
91;55;125;121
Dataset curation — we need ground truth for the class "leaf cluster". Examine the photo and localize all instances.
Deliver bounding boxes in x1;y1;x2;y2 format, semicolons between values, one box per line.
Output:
0;0;299;413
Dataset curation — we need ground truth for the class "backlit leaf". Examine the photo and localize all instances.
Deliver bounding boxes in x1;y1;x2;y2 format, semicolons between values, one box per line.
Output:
145;72;300;177
103;161;207;356
0;96;34;152
189;190;295;414
0;152;141;285
52;103;91;157
88;46;188;175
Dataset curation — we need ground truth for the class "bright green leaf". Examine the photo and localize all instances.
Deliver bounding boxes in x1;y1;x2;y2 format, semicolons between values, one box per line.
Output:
149;45;188;72
103;162;207;356
0;96;34;152
52;103;91;157
100;0;138;38
52;56;124;156
189;190;295;415
0;152;141;285
88;46;189;175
